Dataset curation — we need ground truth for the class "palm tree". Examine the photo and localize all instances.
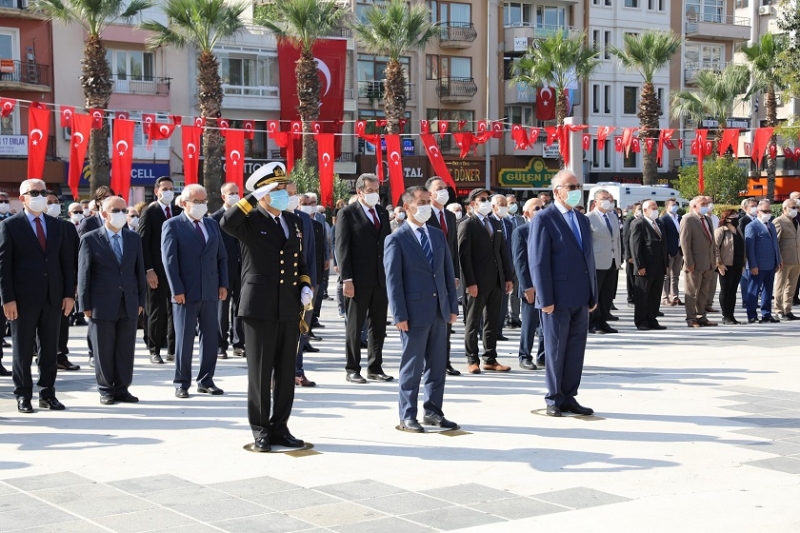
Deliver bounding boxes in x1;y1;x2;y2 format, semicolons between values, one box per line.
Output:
141;0;246;210
740;33;787;200
351;0;438;135
258;0;344;169
610;30;682;185
32;0;152;193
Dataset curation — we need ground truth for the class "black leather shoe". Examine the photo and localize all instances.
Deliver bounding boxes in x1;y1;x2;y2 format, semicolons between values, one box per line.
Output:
599;324;618;334
360;340;368;349
165;354;175;362
115;392;139;403
73;317;88;326
38;398;65;410
175;387;189;399
497;334;510;341
535;357;545;367
519;359;537;370
346;372;367;383
218;351;228;359
17;398;33;413
786;313;798;321
397;419;424;433
150;354;164;364
0;363;10;376
648;324;667;330
422;414;459;429
367;373;394;382
100;394;115;405
197;384;224;395
561;399;594;416
271;433;305;448
304;344;320;353
656;311;665;317
606;314;620;321
636;325;650;331
721;317;740;325
57;359;80;371
233;347;246;357
748;318;758;324
253;437;271;452
610;303;618;310
761;315;780;323
446;365;461;376
312;321;325;329
589;327;604;335
307;333;322;342
545;405;562;417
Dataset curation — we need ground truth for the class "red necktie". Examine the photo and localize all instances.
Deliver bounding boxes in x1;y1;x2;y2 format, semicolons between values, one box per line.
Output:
439;210;448;240
369;208;381;231
165;206;171;219
34;217;46;252
700;217;711;241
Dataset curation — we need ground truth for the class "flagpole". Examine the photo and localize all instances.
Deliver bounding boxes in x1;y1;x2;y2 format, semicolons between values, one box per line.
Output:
485;0;491;190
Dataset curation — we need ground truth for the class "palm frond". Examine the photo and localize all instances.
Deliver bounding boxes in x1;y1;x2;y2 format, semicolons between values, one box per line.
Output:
351;0;438;60
140;0;245;53
256;0;344;53
609;30;682;83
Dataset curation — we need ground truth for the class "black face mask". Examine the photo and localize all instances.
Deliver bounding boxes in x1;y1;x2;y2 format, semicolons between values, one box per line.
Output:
728;218;739;223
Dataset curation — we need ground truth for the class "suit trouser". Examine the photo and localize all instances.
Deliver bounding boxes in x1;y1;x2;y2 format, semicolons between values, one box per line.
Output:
146;280;175;356
173;300;218;389
718;266;743;319
662;251;683;300
591;264;618;326
625;261;635;303
344;284;387;374
295;306;314;376
321;267;331;298
0;315;4;362
706;271;719;309
464;282;503;364
90;301;137;397
58;313;70;356
747;269;776;320
684;269;713;321
774;263;800;314
497;293;509;335
313;279;325;320
12;303;60;400
243;317;297;439
634;272;664;327
519;298;540;360
398;316;447;421
740;270;751;309
336;276;345;314
509;279;521;322
217;276;244;351
541;306;588;406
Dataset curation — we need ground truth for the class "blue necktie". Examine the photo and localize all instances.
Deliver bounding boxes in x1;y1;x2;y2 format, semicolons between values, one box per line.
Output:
603;213;613;234
111;233;123;263
418;227;434;269
568;210;582;250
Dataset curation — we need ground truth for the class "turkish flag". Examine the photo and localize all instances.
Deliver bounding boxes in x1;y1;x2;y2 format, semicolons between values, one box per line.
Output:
67;114;91;199
356;120;367;136
170;115;182;125
420;119;430;134
769;143;777;160
694;129;708;193
270;130;298;175
399;118;407;133
458;119;466;130
752;128;774;168
529;127;541;143
657;129;675;165
420;133;455;189
242;120;256;140
438;120;449;135
536;87;556;121
645;138;654;154
614;136;623;153
704;140;714;156
60;105;74;128
267;120;279;134
718;129;740;157
678;139;684;150
311;121;322;134
147;122;175;149
90;108;104;129
27;105;50;179
225;129;245;191
142;113;156;138
115;111;129;121
582;133;591;151
453;132;476;158
621;128;635;156
511;124;529;150
111;119;134;201
384;134;405;206
0;98;16;117
795;147;800;160
596;126;615;150
544;126;559;146
492;121;503;139
193;116;206;128
375;119;387;129
631;138;641;153
558;124;587;166
784;147;795;162
316;133;335;208
182;125;201;185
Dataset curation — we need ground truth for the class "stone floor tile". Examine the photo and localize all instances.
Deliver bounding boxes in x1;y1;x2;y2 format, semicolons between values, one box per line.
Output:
211;512;313;533
730;427;800;440
359;492;452;515
31;482;127;505
471;496;568;520
142;485;232;508
157;525;232;533
171;497;271;523
313;480;406;501
4;472;93;492
332;517;436;533
12;520;109;533
0;506;77;531
209;476;302;498
94;508;196;533
419;484;515;505
242;488;338;512
287;502;386;527
531;487;631;509
736;440;800;457
108;474;199;495
0;484;18;497
744;457;800;475
0;493;41;513
761;399;800;410
403;506;504;531
719;403;773;414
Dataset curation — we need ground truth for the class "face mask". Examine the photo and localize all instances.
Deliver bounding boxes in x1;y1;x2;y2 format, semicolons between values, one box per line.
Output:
749;207;758;217
412;205;431;224
396;212;406;220
27;195;47;213
46;204;61;217
268;189;289;211
109;212;127;230
647;209;659;221
287;196;300;212
699;206;709;215
496;206;509;218
565;190;582;208
634;211;642;219
669;205;679;214
508;203;518;214
226;194;240;206
600;200;614;211
129;216;139;227
453;210;463;220
759;213;771;223
435;190;449;205
707;203;715;212
188;203;208;220
0;203;9;214
477;201;493;216
70;213;84;224
362;192;380;207
159;190;174;204
728;217;739;224
789;209;798;219
301;205;316;215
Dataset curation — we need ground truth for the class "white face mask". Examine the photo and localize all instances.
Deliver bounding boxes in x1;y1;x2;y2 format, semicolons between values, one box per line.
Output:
129;216;139;228
396;212;406;220
188;203;208;220
496;206;509;218
477;201;493;216
301;205;316;215
453;210;463;220
789;209;798;219
286;196;300;212
634;211;642;219
70;213;84;224
759;213;772;223
27;195;47;213
669;204;679;214
46;204;61;217
109;212;127;230
707;203;715;212
159;190;174;204
226;194;240;206
0;203;9;214
435;189;450;205
363;192;380;207
600;200;614;211
413;205;431;224
749;207;758;217
647;209;659;221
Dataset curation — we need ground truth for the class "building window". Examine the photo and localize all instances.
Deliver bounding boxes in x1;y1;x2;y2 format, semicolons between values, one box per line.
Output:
686;0;724;23
592;84;600;113
604;84;611;114
429;1;472;24
426;55;471;79
604;141;611;168
503;2;532;26
218;51;279;97
623;86;638;115
505;105;535;126
592;140;599;168
604;31;611;60
624;150;637;168
648;0;666;10
0;108;17;135
735;0;748;7
426;109;474;151
358;54;409;96
684;43;723;78
605;0;612;5
624;0;639;7
536;5;566;31
106;49;154;81
0;28;19;61
657;87;665;116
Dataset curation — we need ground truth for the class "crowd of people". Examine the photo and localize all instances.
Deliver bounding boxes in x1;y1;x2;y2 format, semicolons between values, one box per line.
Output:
1;166;797;450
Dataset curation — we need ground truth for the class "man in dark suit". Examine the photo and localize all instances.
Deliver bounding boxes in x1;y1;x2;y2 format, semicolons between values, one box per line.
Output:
0;192;11;377
162;185;228;398
0;179;75;413
78;196;147;404
385;186;459;433
425;176;461;376
622;205;642;307
660;198;683;306
745;199;783;323
221;163;312;452
490;194;515;342
139;176;181;364
210;182;244;359
739;197;759;305
513;198;545;370
529;171;597;417
335;173;394;383
458;188;513;374
630;200;668;330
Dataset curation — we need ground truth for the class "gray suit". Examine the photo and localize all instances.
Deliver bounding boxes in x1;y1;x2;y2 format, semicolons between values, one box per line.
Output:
587;209;621;327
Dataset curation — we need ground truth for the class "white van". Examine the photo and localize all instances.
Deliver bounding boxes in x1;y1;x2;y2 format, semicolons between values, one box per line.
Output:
587;183;688;211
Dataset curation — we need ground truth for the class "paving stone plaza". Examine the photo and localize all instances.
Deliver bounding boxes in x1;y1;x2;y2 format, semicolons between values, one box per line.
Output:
1;283;800;532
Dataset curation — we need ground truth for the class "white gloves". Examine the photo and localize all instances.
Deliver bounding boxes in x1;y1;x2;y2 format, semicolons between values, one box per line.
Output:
301;287;313;307
252;182;280;200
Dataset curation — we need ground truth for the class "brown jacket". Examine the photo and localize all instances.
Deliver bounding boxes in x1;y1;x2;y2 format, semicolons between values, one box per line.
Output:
714;225;744;267
773;214;800;265
680;211;715;272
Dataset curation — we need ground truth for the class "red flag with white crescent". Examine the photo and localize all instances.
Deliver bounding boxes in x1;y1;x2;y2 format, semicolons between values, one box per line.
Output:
536;87;555;121
60;105;74;128
111;119;134;202
420;133;455;189
182;125;201;186
0;98;16;118
356;120;367;136
311;121;322;135
795;147;800;160
544;127;559;146
529;127;541;143
267;120;279;134
704;140;714;156
115;111;129;121
68;114;92;198
511;124;529;150
645;138;654;154
148;122;176;150
170;115;182;125
657;129;675;164
242;120;256;140
784;146;795;162
596;126;615;150
90;108;104;129
142;113;156;138
769;143;777;160
621;128;635;156
718;129;740;157
384;134;405;206
457;119;466;130
614;136;623;153
582;133;591;151
631;138;641;153
193;116;206;129
225;129;245;191
438;120;449;135
492;121;503;139
27;105;50;179
419;119;430;134
752;128;774;168
316;133;335;208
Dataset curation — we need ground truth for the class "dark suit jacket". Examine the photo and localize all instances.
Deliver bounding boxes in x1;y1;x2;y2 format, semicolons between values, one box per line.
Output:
311;218;325;283
138;201;182;278
492;214;516;277
161;213;228;302
659;213;682;257
529;204;597;309
622;215;638;262
0;211;76;309
294;209;317;287
427;206;460;280
512;223;533;297
334;201;391;289
77;226;147;320
77;214;103;237
58;217;80;285
211;207;241;289
630;218;667;276
739;214;756;234
457;214;512;290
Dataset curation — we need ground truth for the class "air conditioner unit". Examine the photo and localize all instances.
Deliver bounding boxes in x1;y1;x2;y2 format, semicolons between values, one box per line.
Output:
758;6;775;15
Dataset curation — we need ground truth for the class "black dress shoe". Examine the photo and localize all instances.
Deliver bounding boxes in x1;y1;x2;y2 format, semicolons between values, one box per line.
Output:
519;359;537;370
545;405;562;417
115;392;139;403
648;324;667;330
610;303;618;310
150;354;164;364
197;384;224;395
359;340;368;349
307;333;322;342
57;359;80;371
397;419;424;433
233;347;245;357
656;311;665;317
786;313;799;321
218;351;228;359
761;315;780;323
606;314;620;321
311;321;325;329
175;387;189;398
422;413;459;429
589;327;604;335
253;437;271;452
2;339;10;347
599;324;618;334
304;344;320;353
367;373;394;382
100;394;115;405
721;317;740;325
446;365;461;376
561;399;594;416
38;398;65;410
17;398;33;413
165;354;175;362
346;372;367;383
0;363;10;376
271;433;305;448
748;318;758;324
497;334;510;341
73;318;88;326
636;326;650;331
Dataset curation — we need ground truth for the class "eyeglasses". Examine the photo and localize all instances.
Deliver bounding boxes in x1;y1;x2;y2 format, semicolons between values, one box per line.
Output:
533;206;543;211
0;200;9;204
556;184;582;191
476;197;490;203
23;190;50;197
108;208;126;214
71;211;84;215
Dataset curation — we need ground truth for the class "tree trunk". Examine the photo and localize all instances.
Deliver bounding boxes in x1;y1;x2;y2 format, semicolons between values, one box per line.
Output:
638;82;660;186
383;60;407;135
296;50;320;171
197;51;224;211
81;36;113;196
555;89;567;169
765;88;777;200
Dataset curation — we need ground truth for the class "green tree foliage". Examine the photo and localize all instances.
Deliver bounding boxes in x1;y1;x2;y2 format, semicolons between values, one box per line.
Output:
674;157;748;205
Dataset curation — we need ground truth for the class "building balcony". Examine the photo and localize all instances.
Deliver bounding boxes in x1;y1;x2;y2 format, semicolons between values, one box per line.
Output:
504;82;536;105
0;0;47;19
111;74;171;95
437;22;477;49
503;24;579;53
684;12;750;42
0;60;50;92
684;61;722;84
436;77;477;103
357;80;415;102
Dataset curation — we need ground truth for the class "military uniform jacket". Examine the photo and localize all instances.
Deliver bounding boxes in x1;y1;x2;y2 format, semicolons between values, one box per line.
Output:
220;195;311;322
